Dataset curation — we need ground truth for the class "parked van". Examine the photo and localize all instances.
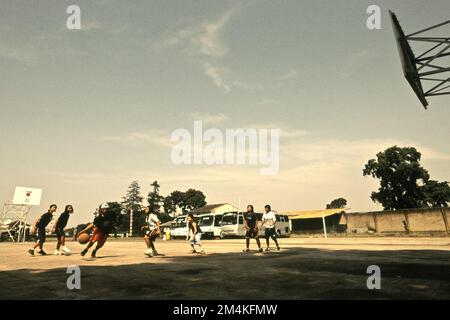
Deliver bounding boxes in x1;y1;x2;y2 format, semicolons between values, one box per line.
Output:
220;211;291;238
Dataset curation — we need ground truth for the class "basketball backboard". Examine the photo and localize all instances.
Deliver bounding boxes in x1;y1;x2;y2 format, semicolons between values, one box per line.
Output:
13;187;42;206
389;10;450;109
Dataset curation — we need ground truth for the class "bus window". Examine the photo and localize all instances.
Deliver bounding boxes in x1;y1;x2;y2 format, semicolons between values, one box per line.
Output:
222;213;237;225
284;215;289;222
279;215;285;222
276;215;281;222
238;215;243;225
214;215;223;227
200;216;213;226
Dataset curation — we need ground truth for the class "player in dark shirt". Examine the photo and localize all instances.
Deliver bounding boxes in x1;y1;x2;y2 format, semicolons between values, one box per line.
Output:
78;203;114;258
28;204;57;256
53;205;74;255
243;205;262;253
186;214;205;254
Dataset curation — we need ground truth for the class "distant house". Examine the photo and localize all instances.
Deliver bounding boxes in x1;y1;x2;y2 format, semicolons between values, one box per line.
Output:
190;203;238;215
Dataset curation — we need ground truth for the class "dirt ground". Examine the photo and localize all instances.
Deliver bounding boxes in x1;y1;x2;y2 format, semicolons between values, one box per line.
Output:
1;236;450;300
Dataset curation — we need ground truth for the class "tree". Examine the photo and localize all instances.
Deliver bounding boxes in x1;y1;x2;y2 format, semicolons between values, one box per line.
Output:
147;180;164;213
326;198;347;209
421;180;450;207
164;189;207;214
363;146;450;210
122;181;144;212
121;181;144;235
163;196;176;215
184;188;207;211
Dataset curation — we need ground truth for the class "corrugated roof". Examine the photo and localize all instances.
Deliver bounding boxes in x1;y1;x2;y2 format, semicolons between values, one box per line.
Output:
191;203;228;213
285;208;349;220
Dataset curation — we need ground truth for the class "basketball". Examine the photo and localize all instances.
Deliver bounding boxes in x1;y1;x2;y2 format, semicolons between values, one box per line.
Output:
77;233;90;244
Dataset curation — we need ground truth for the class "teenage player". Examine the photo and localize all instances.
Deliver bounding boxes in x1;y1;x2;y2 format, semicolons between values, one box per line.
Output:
28;204;57;256
243;205;262;252
261;204;280;251
53;205;74;255
186;213;205;254
142;207;161;257
78;203;114;258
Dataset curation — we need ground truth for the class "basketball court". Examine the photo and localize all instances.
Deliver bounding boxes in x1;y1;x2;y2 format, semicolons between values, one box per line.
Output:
1;237;450;299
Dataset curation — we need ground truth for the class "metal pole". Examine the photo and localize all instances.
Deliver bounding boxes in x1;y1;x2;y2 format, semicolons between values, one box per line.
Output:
322;211;328;238
129;209;133;237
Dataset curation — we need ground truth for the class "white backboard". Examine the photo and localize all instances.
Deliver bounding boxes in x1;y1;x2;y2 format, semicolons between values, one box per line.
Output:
13;187;42;206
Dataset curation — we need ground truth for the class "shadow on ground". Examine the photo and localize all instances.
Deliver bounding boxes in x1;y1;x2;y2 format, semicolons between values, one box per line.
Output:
1;247;450;299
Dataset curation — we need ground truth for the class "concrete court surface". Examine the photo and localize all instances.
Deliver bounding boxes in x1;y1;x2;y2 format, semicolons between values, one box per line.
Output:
1;236;450;299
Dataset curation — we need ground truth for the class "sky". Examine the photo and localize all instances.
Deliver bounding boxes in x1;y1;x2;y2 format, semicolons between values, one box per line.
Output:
1;0;449;226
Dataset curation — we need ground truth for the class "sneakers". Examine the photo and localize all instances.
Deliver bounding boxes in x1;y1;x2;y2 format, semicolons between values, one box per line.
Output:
242;248;250;252
144;249;153;257
37;250;47;255
54;250;61;256
265;248;270;252
80;249;88;257
91;250;97;258
28;249;34;256
258;248;263;253
62;246;71;255
277;246;281;251
152;250;158;257
189;249;197;254
199;249;205;254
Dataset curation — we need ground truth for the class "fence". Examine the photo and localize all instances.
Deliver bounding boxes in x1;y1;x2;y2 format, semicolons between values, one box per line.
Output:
341;207;449;234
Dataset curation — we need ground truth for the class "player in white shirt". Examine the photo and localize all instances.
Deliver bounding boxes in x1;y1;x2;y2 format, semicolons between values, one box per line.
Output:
141;206;161;257
261;204;280;251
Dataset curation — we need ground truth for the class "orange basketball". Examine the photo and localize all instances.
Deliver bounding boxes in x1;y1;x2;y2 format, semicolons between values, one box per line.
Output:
77;233;90;244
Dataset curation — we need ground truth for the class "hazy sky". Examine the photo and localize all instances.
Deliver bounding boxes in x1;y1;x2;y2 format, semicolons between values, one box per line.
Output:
1;0;449;226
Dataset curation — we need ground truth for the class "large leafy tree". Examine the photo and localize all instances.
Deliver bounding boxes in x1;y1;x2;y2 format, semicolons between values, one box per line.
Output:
363;146;450;210
184;188;207;211
326;198;347;209
164;189;207;214
421;180;450;208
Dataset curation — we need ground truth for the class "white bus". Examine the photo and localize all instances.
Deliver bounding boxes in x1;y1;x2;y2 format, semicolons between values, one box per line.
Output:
220;211;291;238
170;215;188;238
197;213;224;239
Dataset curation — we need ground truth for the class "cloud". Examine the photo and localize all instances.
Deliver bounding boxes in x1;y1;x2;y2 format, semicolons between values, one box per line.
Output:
203;63;231;93
0;44;37;66
101;129;172;147
156;8;235;58
187;112;229;125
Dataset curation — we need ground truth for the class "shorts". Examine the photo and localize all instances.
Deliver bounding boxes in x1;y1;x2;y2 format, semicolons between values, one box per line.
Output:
37;228;46;244
245;229;259;239
145;229;159;241
56;228;65;238
264;228;277;239
190;233;202;245
90;227;108;247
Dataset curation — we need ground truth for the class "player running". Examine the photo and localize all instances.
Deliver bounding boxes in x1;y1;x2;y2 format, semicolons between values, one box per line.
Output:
186;213;205;254
243;205;263;253
53;205;74;255
78;203;114;258
28;204;57;256
261;204;280;251
142;207;161;257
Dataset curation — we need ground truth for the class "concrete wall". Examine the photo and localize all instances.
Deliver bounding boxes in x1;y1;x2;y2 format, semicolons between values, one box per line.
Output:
344;207;449;234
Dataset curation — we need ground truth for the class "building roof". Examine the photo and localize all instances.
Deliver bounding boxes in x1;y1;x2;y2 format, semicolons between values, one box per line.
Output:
191;203;228;214
285;208;349;220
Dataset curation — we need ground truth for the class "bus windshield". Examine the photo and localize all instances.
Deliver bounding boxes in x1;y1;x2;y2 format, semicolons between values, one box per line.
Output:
221;213;237;225
199;215;213;226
